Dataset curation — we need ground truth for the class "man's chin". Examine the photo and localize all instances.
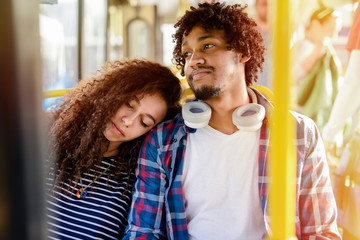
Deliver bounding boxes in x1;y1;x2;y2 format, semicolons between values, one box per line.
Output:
193;86;220;101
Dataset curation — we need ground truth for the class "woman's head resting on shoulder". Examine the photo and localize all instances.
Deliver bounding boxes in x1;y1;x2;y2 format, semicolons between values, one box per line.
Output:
49;59;181;186
53;58;181;147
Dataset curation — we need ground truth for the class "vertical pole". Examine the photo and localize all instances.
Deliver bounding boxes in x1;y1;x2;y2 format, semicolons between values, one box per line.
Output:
269;0;297;239
0;0;46;239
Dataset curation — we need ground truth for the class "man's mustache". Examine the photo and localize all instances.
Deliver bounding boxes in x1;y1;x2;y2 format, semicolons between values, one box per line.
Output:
189;66;215;81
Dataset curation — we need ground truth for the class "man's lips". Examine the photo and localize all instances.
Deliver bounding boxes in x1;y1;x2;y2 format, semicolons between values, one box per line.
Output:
190;67;213;81
111;122;125;136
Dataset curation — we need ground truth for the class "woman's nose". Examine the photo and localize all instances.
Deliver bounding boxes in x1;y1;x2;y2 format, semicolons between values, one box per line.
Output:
122;113;136;127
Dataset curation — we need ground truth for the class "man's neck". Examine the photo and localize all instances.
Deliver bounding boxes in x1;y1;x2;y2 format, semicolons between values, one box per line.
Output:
208;108;239;135
205;88;250;135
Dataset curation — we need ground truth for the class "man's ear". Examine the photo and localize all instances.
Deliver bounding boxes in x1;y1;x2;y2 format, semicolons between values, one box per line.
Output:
240;55;251;63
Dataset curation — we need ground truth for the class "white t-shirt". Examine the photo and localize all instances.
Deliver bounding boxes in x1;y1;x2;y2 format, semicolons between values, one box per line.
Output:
183;125;266;240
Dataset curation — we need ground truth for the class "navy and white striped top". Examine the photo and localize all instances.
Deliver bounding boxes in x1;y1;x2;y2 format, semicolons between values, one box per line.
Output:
46;157;134;240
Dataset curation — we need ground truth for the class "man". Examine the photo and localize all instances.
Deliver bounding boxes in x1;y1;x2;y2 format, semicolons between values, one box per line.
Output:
124;3;341;239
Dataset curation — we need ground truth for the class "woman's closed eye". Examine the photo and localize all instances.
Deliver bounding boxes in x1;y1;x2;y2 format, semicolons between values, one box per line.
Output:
140;117;154;128
125;102;133;108
140;120;149;128
126;100;138;110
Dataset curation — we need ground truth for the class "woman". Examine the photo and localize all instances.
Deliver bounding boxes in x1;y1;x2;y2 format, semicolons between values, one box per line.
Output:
46;59;182;239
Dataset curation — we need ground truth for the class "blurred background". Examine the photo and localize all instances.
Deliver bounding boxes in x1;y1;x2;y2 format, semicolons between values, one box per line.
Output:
1;0;359;239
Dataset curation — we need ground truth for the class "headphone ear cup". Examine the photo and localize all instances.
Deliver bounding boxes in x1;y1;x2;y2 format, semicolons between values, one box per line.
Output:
232;103;265;131
182;101;212;128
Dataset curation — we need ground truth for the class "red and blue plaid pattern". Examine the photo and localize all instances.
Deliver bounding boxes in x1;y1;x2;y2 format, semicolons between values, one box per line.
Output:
124;89;341;240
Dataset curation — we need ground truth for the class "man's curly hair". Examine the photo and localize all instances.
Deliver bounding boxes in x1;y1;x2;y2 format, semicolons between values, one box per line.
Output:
173;2;265;86
49;59;181;193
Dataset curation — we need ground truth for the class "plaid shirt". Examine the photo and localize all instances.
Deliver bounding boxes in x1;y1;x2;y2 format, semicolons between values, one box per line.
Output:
124;89;341;240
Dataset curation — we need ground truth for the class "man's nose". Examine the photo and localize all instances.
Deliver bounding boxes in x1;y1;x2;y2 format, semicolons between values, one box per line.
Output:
188;51;205;68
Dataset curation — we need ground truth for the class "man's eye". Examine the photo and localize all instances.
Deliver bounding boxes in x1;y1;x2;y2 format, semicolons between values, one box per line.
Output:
183;51;191;58
204;43;214;49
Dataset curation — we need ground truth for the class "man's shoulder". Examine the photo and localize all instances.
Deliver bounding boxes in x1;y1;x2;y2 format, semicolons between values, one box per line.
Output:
153;112;184;132
146;113;185;144
290;110;316;127
289;110;321;141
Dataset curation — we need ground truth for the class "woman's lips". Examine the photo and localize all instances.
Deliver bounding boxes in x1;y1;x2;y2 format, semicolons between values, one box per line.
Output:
112;122;125;136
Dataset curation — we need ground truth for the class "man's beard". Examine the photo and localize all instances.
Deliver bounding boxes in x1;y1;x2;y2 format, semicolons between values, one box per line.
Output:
192;85;221;101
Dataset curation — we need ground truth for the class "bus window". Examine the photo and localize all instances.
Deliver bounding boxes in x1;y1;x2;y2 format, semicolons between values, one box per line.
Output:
39;0;79;110
83;0;107;77
39;0;79;92
40;0;108;111
128;18;150;59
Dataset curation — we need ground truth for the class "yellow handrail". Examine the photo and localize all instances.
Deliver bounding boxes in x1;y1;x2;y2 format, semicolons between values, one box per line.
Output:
43;89;72;99
269;0;297;239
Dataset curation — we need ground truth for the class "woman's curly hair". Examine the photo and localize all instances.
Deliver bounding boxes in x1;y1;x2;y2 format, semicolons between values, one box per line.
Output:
49;59;182;192
173;2;265;86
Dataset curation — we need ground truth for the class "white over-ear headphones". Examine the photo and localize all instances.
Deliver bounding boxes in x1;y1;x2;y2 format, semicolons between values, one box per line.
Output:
182;88;265;131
